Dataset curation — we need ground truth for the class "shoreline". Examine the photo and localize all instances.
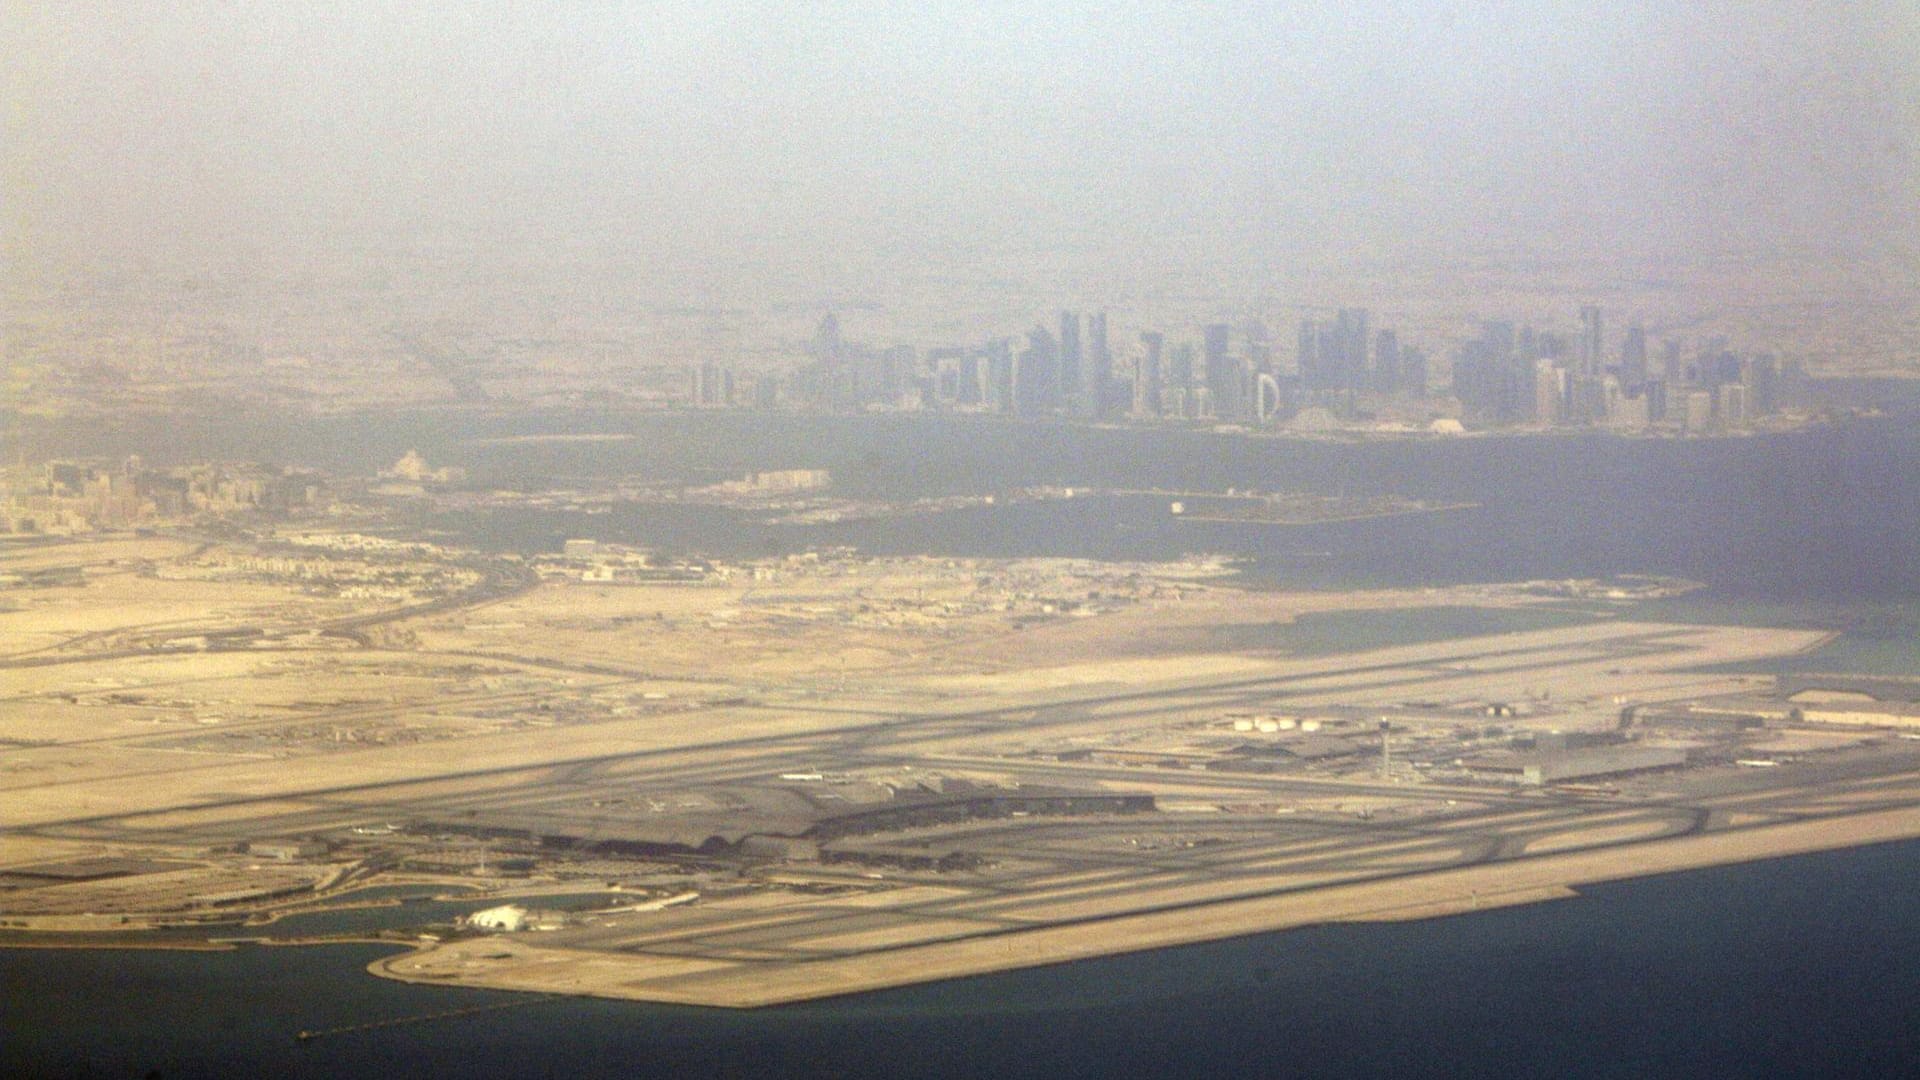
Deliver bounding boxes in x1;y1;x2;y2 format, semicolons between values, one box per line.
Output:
367;803;1920;1008
6;394;1872;450
6;813;1913;998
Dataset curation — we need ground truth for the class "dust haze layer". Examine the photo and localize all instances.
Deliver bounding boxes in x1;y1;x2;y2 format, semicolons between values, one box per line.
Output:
7;2;1919;302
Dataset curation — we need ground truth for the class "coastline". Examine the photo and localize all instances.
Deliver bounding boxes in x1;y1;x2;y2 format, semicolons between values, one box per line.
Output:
368;802;1920;1008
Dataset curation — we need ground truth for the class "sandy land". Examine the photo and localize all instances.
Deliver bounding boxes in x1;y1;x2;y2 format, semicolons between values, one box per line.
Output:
0;537;198;571
5;535;1905;1011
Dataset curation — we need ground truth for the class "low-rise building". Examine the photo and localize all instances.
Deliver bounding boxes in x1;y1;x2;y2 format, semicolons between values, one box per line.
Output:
1521;746;1687;785
1796;703;1920;730
466;904;528;931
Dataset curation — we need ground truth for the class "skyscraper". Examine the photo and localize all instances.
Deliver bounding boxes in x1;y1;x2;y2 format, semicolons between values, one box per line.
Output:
1087;312;1111;417
1578;305;1603;378
1373;329;1400;396
1134;331;1164;417
1016;325;1060;415
1058;312;1083;404
1621;324;1648;385
1535;360;1562;425
1298;320;1323;391
1254;372;1283;424
813;313;845;367
1744;355;1778;415
1168;341;1195;393
1400;347;1428;398
1335;309;1370;390
985;338;1015;413
1661;339;1683;384
1202;323;1236;420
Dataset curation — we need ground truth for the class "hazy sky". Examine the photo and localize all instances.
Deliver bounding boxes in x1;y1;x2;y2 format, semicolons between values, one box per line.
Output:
7;2;1918;286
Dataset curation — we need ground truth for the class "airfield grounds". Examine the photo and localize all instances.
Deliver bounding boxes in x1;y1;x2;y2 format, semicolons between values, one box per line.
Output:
4;533;1919;1006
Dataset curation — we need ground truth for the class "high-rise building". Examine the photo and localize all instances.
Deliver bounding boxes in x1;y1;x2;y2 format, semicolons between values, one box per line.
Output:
1644;379;1667;422
1608;385;1650;430
1621;324;1648;385
1400;347;1428;398
1298;320;1324;391
1242;320;1270;373
1534;360;1562;425
1373;329;1400;396
985;338;1015;413
1335;309;1370;390
1578;305;1603;377
1058;312;1083;403
1601;375;1625;423
1702;347;1743;388
1451;323;1529;423
928;347;977;407
1134;332;1164;417
1744;355;1778;415
1015;325;1059;415
1482;321;1516;361
692;361;735;407
1779;359;1810;407
813;313;846;368
753;373;782;409
1254;372;1283;424
1684;390;1715;434
1718;382;1750;427
1086;312;1111;417
1202;323;1238;420
1569;374;1606;424
1168;341;1195;392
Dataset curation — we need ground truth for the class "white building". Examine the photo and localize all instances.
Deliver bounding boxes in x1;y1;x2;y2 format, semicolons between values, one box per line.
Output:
466;904;528;931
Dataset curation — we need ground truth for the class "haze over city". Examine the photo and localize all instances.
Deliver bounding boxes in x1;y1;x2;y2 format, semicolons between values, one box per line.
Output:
5;5;1920;1079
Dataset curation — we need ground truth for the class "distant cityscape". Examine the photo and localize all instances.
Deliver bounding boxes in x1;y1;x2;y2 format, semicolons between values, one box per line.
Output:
0;301;1828;538
692;305;1812;436
10;245;1898;430
0;457;331;536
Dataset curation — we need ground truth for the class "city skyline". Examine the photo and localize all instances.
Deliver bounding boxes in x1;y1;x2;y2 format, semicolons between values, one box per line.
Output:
703;299;1804;437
